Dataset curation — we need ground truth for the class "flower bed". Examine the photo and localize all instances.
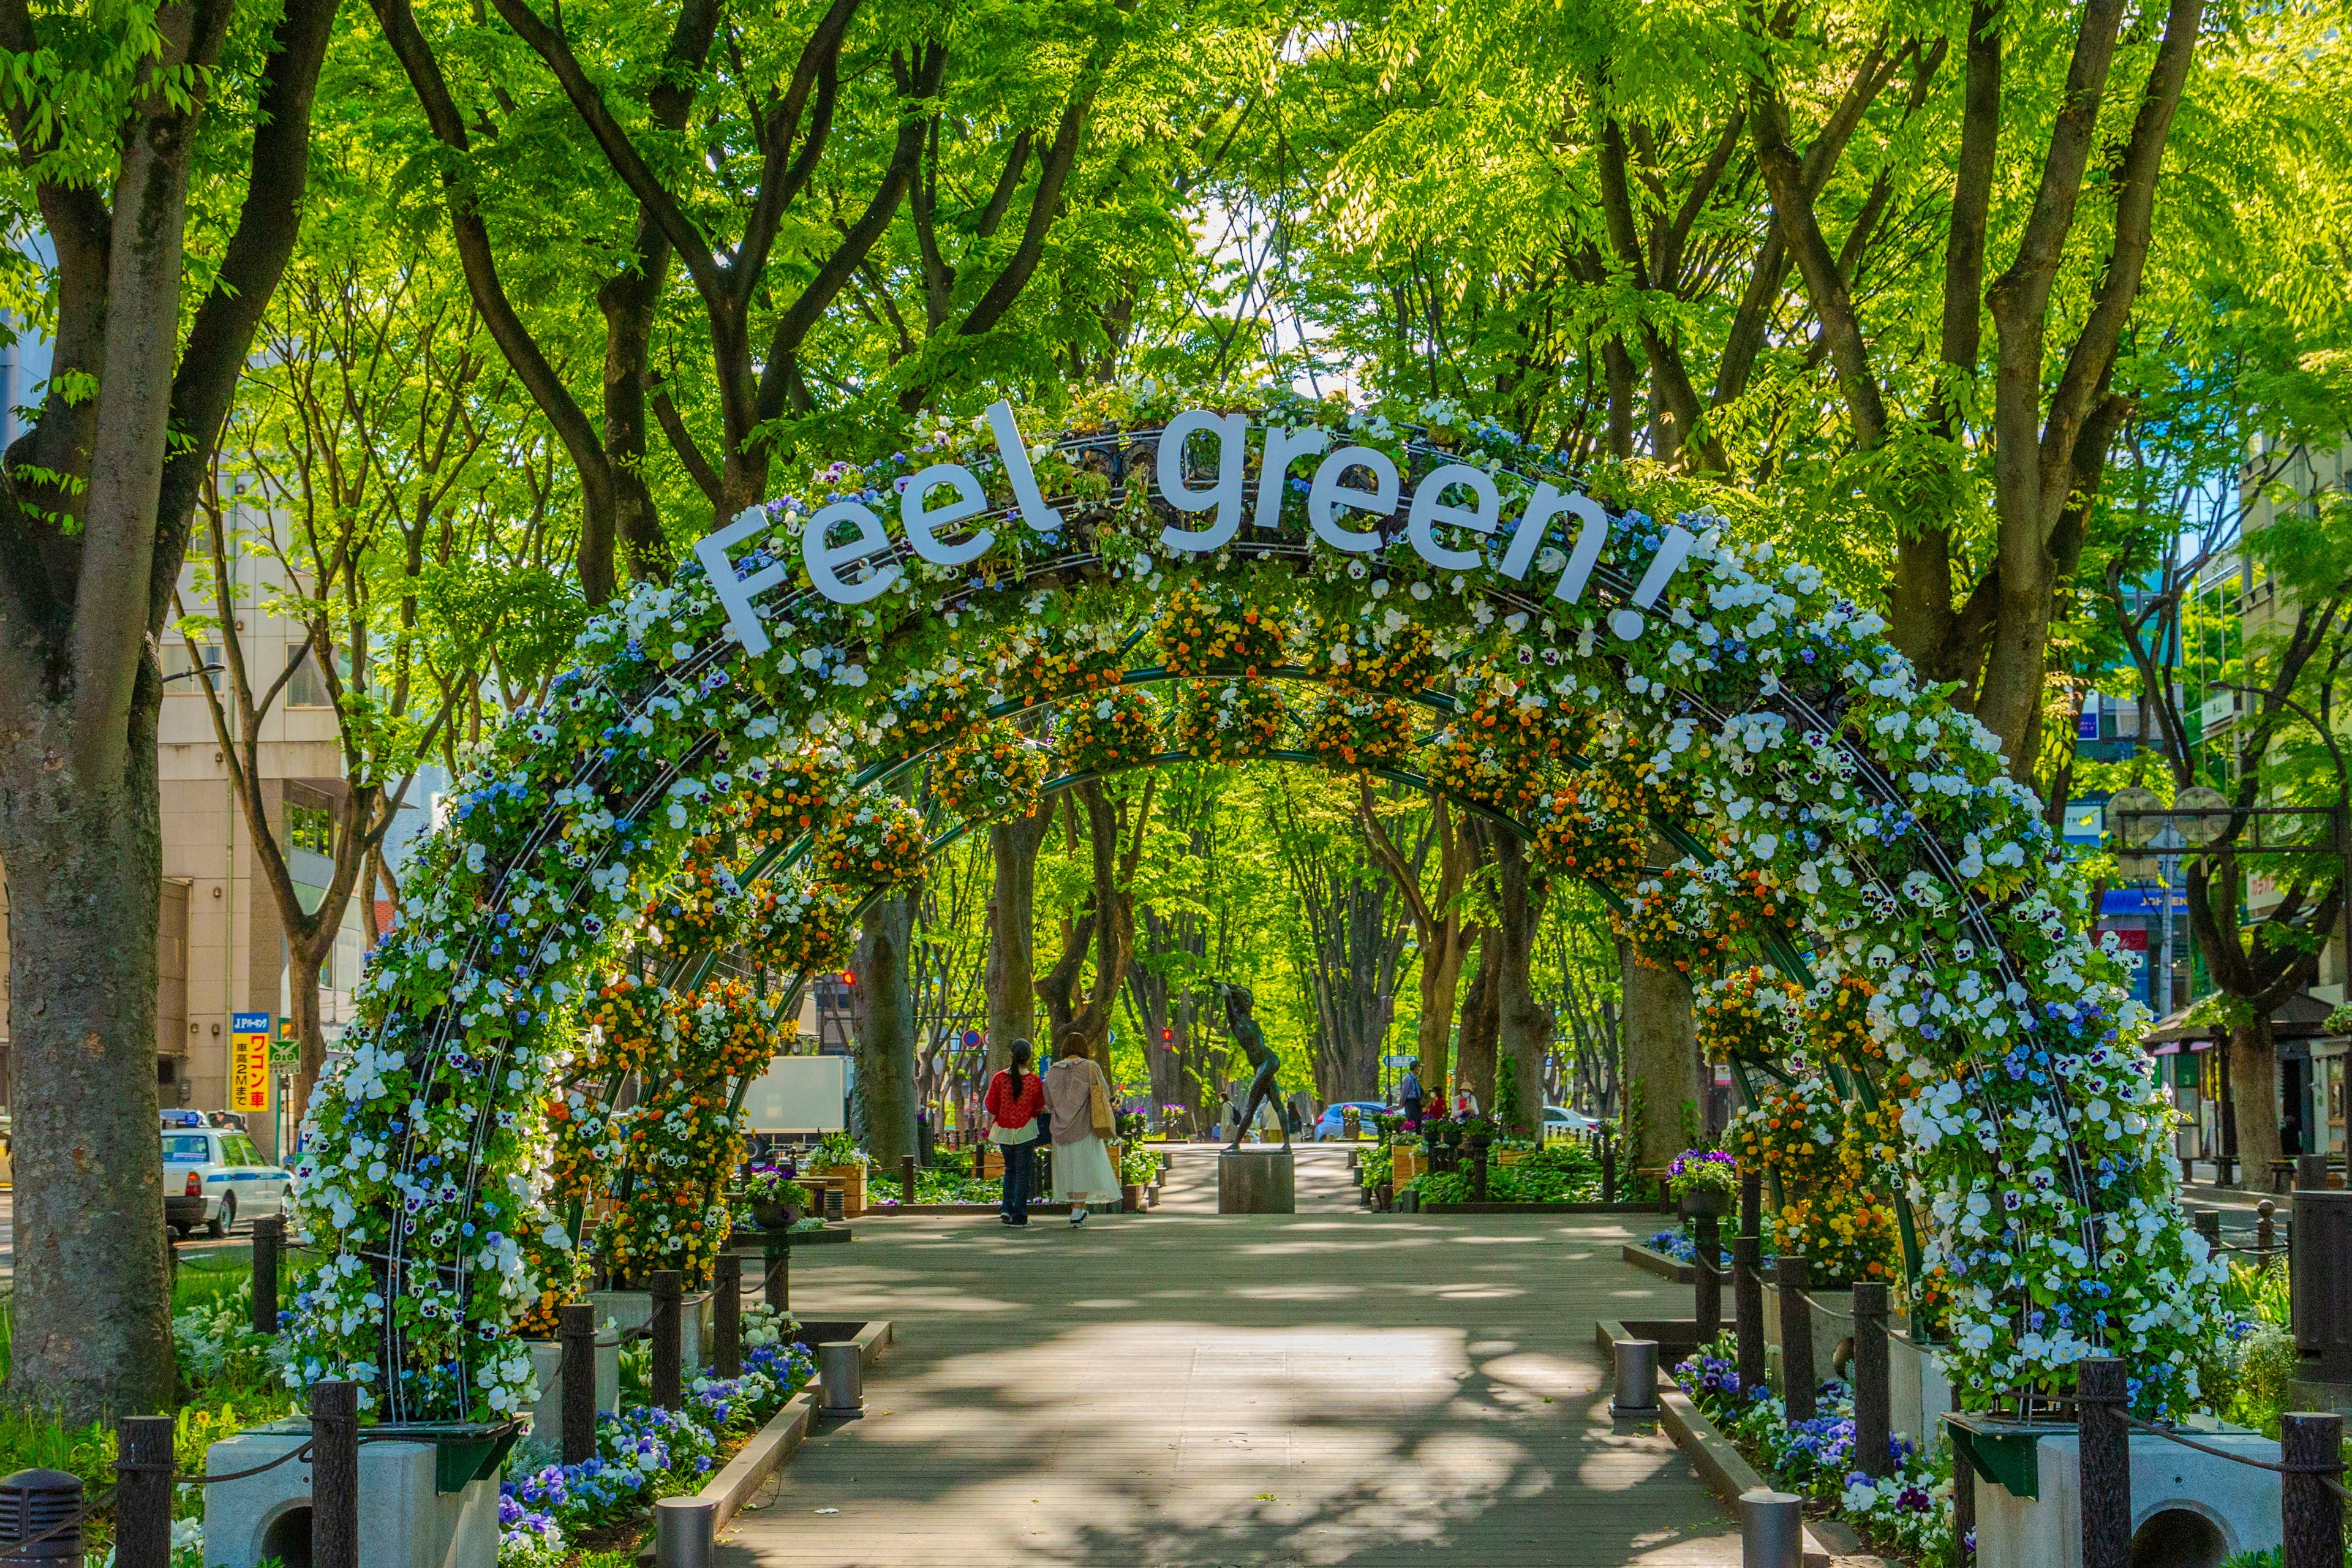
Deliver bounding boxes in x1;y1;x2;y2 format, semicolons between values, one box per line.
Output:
1673;1334;1959;1564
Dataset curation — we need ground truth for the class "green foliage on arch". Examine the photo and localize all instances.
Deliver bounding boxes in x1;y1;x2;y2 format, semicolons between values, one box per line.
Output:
285;385;2222;1425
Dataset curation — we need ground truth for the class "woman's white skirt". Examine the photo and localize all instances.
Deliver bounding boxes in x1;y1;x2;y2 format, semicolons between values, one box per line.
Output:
1052;1135;1121;1203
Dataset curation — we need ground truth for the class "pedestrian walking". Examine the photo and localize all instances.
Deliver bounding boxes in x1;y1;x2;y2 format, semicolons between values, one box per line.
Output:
985;1038;1046;1227
1400;1062;1424;1130
1042;1030;1121;1227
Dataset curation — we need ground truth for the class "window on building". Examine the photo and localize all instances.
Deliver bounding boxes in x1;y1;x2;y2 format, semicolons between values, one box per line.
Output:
162;641;221;692
286;643;333;708
287;800;333;856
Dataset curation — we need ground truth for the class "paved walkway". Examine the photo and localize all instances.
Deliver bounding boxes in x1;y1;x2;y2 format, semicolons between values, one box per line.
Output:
718;1144;1740;1567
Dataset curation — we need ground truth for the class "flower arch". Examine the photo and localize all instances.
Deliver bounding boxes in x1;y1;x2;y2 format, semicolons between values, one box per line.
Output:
289;389;2222;1425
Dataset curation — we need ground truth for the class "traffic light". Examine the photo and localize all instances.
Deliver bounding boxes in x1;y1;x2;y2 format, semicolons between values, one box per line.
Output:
840;970;855;986
1161;1028;1174;1043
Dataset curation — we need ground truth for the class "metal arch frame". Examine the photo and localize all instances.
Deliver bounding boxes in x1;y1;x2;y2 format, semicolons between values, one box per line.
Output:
363;421;2088;1419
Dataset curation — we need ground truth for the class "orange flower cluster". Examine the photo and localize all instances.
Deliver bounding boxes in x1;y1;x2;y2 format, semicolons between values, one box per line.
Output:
583;976;673;1076
1001;625;1125;703
643;861;737;949
1774;1193;1902;1285
932;721;1049;824
809;794;927;891
1807;973;1882;1068
1056;687;1164;773
1696;965;1804;1061
1611;867;1729;974
1158;586;1283;675
1297;693;1414;767
1314;616;1437;695
731;748;846;846
890;665;984;748
741;878;854;975
1530;767;1652;889
1174;678;1286;762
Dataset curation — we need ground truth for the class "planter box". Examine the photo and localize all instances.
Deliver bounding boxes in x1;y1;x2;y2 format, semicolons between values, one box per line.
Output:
591;1287;716;1373
1888;1328;1954;1453
1621;1243;1695;1284
808;1163;867;1216
522;1336;619;1436
204;1423;500;1568
1969;1424;2280;1568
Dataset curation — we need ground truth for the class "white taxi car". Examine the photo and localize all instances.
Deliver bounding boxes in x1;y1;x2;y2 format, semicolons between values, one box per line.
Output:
162;1124;292;1238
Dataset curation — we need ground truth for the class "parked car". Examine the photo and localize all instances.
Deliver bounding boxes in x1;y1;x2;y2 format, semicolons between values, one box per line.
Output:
1311;1101;1393;1141
163;1126;292;1238
1542;1105;1598;1137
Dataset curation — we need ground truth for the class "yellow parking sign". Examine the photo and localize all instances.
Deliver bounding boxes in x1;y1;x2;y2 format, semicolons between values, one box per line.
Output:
230;1012;273;1112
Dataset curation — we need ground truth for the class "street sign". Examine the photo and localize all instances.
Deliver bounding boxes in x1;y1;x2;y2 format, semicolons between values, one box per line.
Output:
270;1017;301;1069
961;1029;982;1048
230;1012;273;1113
1381;1054;1418;1068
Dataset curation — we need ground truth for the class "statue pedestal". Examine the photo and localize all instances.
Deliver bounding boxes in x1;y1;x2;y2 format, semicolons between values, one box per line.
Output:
1218;1148;1295;1214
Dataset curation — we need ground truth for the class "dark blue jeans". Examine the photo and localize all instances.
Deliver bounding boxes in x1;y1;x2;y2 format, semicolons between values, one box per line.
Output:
999;1136;1034;1221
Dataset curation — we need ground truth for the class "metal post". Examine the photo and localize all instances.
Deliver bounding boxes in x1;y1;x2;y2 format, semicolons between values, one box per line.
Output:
764;1235;789;1310
1611;1338;1658;1414
1739;1172;1760;1240
1469;1137;1489;1203
650;1270;682;1410
251;1215;281;1335
653;1497;716;1568
1738;1490;1802;1568
2261;1199;2277;1264
1694;1215;1721;1341
309;1379;358;1568
559;1303;595;1465
1600;1136;1616;1206
818;1342;864;1413
1777;1257;1815;1422
1732;1234;1766;1399
2195;1207;2222;1253
2076;1356;2130;1568
2283;1411;2345;1568
712;1253;741;1379
114;1416;173;1568
1851;1282;1890;1479
900;1153;917;1205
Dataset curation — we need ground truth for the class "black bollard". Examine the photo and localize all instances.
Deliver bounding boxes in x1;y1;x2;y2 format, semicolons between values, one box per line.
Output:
1694;1215;1721;1341
251;1215;282;1335
1732;1235;1766;1399
2259;1199;2277;1264
310;1380;358;1568
1778;1256;1815;1423
900;1153;918;1205
650;1270;682;1410
114;1416;173;1568
559;1303;595;1464
1851;1282;1890;1478
764;1235;790;1311
2283;1411;2345;1568
1739;1172;1760;1240
713;1253;742;1379
2076;1357;2130;1568
1600;1138;1617;1207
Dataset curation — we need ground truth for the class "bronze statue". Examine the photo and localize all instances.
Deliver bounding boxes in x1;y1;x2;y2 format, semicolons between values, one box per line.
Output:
1221;983;1287;1152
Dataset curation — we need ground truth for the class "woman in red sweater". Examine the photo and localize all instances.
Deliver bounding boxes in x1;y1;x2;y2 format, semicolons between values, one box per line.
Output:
984;1038;1046;1226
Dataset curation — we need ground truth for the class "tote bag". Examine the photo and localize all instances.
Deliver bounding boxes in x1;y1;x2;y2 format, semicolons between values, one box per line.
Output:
1087;1066;1115;1140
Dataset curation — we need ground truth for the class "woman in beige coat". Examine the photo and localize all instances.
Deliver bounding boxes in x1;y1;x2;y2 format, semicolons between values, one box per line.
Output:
1040;1030;1121;1226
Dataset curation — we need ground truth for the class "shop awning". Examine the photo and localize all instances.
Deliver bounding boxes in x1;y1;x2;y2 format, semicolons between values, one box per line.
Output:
2144;990;2342;1045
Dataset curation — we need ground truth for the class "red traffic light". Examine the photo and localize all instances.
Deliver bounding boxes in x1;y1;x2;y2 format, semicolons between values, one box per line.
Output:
1161;1028;1174;1042
839;970;855;986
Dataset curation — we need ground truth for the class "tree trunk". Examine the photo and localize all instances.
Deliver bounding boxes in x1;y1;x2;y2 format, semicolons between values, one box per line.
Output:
2226;1013;2281;1189
984;808;1050;1076
1619;937;1702;1174
851;894;917;1166
0;697;177;1420
1495;832;1551;1136
1457;932;1501;1110
282;940;329;1164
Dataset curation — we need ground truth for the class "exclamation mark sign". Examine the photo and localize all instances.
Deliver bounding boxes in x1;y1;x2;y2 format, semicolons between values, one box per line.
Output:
1609;526;1697;641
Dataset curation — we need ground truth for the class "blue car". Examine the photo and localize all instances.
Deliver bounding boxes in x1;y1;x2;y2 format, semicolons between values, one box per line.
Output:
1311;1102;1393;1141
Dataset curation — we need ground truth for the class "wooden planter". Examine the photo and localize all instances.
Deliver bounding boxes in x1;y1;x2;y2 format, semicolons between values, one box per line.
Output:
1121;1183;1145;1213
810;1163;866;1217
